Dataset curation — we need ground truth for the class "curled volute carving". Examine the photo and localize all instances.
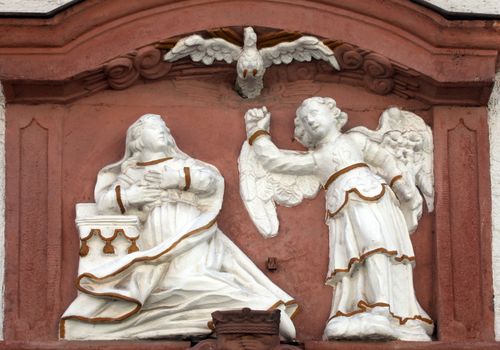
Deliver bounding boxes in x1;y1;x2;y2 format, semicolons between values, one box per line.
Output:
104;46;171;90
363;53;394;78
104;56;139;90
333;43;363;70
333;44;395;95
363;53;395;95
134;46;172;80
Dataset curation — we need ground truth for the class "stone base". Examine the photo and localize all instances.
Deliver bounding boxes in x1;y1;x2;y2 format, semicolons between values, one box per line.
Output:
305;341;500;350
1;341;499;350
0;340;191;350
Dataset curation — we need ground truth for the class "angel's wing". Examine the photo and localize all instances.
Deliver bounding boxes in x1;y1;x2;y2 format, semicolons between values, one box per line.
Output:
259;36;340;70
164;34;242;65
238;141;321;238
349;108;434;233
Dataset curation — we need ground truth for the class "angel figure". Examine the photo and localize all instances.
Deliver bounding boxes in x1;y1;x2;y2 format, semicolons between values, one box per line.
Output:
164;27;339;99
239;98;434;341
61;114;298;340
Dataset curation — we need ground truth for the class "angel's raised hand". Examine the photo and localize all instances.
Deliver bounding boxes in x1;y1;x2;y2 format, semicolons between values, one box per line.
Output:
256;106;271;131
245;107;271;134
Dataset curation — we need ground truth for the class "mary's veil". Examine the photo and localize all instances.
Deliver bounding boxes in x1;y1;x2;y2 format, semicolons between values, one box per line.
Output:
94;114;191;203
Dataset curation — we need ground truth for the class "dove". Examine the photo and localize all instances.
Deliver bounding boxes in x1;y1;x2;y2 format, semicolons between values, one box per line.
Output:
164;27;340;98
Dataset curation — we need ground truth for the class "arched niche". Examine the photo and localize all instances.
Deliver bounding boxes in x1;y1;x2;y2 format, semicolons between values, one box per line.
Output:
0;0;498;347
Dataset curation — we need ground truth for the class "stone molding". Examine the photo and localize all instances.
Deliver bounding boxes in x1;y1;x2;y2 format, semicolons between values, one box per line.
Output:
0;83;4;341
0;0;498;82
1;29;494;106
488;72;500;341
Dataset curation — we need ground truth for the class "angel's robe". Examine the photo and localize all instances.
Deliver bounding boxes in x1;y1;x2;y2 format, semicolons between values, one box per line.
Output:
60;157;298;340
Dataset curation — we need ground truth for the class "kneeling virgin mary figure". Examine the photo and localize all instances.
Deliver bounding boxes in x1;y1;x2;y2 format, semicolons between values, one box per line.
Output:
61;114;298;340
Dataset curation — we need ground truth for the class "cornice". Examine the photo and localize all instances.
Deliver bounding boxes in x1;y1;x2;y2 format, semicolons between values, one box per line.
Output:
0;0;497;82
2;28;492;106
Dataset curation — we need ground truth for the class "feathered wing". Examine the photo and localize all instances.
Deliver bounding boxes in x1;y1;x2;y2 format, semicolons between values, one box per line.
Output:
349;108;434;233
164;34;242;65
259;36;340;70
238;141;321;238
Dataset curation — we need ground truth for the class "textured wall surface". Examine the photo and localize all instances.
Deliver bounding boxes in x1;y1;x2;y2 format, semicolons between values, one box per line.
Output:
489;73;500;340
0;0;73;13
0;84;5;340
421;0;500;14
1;0;499;14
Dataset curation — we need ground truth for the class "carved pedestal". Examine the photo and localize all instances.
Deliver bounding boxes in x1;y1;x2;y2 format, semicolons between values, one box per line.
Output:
192;309;300;350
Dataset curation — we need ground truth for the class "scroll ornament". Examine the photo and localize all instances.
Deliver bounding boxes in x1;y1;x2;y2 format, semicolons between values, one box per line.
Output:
334;44;396;95
103;46;172;90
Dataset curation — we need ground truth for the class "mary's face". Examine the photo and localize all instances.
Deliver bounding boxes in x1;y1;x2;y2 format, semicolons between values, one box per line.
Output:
141;121;172;153
299;101;335;141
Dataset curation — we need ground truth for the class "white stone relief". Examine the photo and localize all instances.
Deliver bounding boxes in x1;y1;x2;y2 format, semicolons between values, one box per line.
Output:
164;27;339;99
0;82;5;341
239;97;434;341
488;72;500;341
0;0;73;13
75;204;141;275
60;114;298;340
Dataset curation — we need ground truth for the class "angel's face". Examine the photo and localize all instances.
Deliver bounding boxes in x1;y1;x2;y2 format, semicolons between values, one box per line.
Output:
298;101;336;142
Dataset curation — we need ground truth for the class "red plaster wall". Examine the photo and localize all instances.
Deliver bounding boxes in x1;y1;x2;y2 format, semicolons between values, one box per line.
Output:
5;73;436;341
0;1;497;346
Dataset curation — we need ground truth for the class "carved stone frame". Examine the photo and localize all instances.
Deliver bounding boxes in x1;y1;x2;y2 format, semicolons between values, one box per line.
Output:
0;0;498;348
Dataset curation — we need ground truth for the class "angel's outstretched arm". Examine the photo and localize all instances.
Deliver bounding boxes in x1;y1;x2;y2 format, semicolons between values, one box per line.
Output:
250;136;317;175
245;107;317;175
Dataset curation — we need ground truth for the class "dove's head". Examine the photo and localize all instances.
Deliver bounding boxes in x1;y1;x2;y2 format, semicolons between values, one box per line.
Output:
243;27;257;48
294;97;347;148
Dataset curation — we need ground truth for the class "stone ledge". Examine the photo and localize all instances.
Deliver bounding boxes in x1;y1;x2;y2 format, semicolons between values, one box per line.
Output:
0;340;191;350
305;341;500;350
0;341;499;350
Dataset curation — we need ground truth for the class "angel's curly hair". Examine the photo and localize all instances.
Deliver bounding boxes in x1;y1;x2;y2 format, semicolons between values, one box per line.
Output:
294;97;348;148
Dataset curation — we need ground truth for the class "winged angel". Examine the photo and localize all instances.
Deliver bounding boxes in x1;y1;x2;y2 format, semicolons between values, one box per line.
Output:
164;27;339;98
239;97;434;341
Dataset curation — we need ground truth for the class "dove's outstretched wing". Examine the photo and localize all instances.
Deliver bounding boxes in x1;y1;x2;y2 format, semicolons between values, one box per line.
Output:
164;34;242;65
259;36;340;70
238;141;321;238
349;108;434;233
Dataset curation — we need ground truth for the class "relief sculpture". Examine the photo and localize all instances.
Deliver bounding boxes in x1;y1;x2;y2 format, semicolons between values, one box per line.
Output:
60;114;298;340
164;27;339;99
239;97;434;341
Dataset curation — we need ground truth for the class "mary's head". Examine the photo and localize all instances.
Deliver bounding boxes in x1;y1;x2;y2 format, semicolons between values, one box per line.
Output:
126;114;175;156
